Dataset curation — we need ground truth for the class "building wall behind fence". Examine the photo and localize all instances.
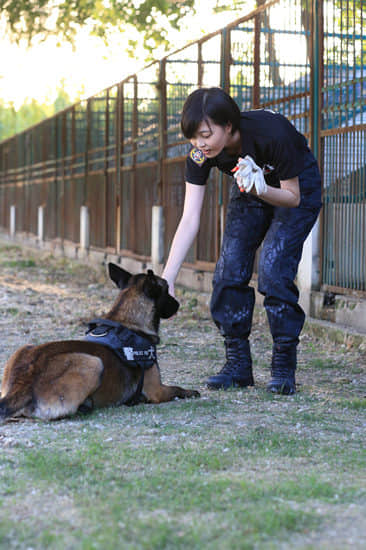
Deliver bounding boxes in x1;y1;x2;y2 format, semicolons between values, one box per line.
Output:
321;0;366;293
0;0;365;294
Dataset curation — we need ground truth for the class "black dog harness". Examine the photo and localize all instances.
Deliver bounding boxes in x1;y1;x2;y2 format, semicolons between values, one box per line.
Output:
85;318;157;405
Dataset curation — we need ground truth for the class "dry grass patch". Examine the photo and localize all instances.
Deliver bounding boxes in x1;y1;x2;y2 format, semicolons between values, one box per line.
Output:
0;239;365;549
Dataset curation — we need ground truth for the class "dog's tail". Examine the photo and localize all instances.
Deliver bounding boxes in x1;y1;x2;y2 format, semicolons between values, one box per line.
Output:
0;345;36;422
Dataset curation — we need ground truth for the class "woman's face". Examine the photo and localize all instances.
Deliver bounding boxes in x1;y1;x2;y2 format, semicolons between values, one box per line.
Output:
190;118;232;158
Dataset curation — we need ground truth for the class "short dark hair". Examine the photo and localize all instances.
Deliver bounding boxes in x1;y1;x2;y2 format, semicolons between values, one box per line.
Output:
181;87;241;139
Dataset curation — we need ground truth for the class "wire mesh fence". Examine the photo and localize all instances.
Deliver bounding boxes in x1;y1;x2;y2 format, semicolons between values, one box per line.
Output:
321;0;366;292
0;0;365;292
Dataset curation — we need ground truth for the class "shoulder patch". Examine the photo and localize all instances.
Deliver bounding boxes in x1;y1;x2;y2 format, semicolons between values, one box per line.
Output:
190;148;206;166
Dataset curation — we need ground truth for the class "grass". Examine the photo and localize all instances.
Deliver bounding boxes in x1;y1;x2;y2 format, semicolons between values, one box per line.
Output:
0;307;19;316
0;434;324;549
0;258;36;268
335;396;366;410
1;412;365;550
1;415;364;549
0;239;365;549
1;400;365;548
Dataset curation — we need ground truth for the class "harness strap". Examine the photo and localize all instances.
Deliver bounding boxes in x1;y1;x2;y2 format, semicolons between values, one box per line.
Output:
87;318;123;331
85;318;157;369
124;370;145;406
84;318;159;405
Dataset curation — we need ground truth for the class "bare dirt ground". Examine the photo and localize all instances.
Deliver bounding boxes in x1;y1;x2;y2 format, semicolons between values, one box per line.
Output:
0;239;365;549
1;240;364;399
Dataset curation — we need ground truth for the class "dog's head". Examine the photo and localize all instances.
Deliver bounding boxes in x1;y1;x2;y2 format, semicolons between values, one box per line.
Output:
108;263;179;319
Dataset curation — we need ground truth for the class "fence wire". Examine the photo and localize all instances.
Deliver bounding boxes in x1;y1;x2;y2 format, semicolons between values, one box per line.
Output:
0;0;365;292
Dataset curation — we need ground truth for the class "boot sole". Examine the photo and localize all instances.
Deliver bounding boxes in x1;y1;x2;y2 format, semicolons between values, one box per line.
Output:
266;382;296;395
207;379;254;390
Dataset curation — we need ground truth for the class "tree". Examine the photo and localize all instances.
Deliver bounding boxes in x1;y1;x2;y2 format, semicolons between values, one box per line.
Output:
0;0;195;54
0;84;73;141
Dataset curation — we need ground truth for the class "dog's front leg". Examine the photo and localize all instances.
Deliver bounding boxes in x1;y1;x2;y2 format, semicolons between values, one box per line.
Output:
142;365;200;403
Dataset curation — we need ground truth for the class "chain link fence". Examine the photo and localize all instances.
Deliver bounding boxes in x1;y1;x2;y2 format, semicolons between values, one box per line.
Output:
0;0;365;292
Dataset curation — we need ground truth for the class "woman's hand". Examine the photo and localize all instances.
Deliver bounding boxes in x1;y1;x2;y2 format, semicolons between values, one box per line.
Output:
232;156;268;196
167;281;176;299
232;156;300;208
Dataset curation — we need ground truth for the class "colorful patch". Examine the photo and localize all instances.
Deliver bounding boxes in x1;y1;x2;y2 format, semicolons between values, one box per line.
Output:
190;148;206;166
263;163;275;175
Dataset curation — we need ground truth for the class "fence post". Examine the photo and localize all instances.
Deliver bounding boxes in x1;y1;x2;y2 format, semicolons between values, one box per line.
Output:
9;205;16;237
131;76;138;253
157;59;167;206
311;0;323;291
60;111;66;243
311;0;323;159
115;82;123;252
104;89;109;249
84;103;89;207
80;206;90;251
37;205;45;243
217;28;231;253
298;0;323;309
151;205;164;268
198;42;203;87
253;7;261;109
153;58;167;266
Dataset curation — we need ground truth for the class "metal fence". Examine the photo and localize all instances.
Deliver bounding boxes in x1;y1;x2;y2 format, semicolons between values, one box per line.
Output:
321;0;366;293
0;0;365;292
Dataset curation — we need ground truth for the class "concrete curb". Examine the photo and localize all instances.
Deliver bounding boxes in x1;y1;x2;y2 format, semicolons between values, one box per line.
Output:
1;231;365;352
304;317;366;352
174;287;366;351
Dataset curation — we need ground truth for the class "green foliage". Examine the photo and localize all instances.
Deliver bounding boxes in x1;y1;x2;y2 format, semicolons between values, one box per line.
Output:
1;258;36;267
0;0;196;54
0;82;73;141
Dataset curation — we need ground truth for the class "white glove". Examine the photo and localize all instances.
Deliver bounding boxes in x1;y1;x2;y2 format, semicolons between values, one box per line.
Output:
232;155;268;196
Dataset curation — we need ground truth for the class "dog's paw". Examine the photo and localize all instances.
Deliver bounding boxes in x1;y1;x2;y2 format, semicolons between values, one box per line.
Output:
186;389;200;399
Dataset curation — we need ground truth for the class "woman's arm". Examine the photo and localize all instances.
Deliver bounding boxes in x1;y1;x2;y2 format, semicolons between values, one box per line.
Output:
162;182;206;296
257;176;300;208
233;156;300;208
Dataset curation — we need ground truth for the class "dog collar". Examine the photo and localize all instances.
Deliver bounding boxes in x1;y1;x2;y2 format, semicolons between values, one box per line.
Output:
85;318;157;369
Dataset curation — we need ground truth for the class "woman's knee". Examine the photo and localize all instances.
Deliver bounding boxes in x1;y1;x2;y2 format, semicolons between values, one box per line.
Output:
214;256;253;288
258;250;298;300
257;248;280;295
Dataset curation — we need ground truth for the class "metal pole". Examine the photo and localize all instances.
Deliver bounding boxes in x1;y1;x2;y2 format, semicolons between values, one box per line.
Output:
158;59;167;206
104;89;109;248
311;0;323;291
115;83;123;252
218;28;231;252
253;9;261;108
131;76;138;253
311;0;322;159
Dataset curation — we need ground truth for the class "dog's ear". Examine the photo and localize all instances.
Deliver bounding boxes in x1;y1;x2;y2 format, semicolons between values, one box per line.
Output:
142;269;161;299
157;293;180;318
108;263;132;289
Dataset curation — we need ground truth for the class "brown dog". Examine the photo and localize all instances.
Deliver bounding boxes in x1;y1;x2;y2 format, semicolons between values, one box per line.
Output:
0;263;199;421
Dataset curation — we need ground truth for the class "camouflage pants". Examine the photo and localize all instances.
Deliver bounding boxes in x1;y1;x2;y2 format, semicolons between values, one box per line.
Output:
210;158;322;345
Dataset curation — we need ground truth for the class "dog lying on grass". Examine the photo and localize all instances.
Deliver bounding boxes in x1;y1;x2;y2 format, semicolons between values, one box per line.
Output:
0;263;199;421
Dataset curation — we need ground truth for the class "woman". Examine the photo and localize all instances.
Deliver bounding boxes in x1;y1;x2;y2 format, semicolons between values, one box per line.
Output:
162;87;322;395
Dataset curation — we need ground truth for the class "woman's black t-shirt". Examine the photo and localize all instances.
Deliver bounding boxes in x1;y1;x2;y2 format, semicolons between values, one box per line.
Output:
185;109;312;190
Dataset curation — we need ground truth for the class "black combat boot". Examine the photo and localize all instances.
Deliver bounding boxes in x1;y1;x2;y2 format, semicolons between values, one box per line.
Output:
206;337;254;390
266;342;297;395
